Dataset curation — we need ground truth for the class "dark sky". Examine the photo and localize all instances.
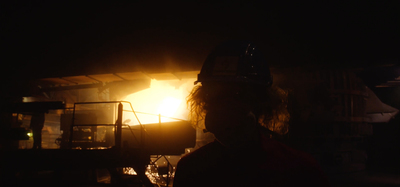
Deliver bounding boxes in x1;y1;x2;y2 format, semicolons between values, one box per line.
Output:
2;1;399;80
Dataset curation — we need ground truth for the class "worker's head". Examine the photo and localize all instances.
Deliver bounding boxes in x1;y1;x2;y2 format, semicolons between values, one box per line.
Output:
187;40;289;148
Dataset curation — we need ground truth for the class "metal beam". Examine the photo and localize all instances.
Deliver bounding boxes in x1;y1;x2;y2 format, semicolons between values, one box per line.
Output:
40;83;104;92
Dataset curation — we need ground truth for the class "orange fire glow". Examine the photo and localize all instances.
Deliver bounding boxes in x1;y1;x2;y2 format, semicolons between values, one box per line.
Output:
122;78;196;125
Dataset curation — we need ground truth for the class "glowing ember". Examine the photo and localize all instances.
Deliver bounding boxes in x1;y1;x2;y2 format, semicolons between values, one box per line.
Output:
122;78;196;125
123;167;137;175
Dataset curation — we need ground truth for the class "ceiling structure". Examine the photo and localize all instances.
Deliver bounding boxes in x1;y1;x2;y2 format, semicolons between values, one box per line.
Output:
1;2;399;100
36;71;200;92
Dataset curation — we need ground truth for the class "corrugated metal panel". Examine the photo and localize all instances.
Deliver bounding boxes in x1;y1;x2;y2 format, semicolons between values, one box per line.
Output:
115;72;150;80
40;78;73;85
88;74;124;82
38;71;200;88
62;76;98;84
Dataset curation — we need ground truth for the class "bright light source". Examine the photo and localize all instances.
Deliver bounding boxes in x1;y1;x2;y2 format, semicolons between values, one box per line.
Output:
27;132;32;137
157;97;182;118
122;78;196;125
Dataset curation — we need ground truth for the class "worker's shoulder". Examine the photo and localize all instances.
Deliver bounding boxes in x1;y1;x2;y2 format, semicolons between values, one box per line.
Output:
178;140;223;164
263;137;320;167
264;139;330;185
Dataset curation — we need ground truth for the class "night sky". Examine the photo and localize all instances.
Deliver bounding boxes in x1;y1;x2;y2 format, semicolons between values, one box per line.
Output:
2;1;399;80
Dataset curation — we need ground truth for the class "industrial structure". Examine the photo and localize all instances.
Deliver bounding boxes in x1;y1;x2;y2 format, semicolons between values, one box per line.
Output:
0;66;399;186
0;71;199;186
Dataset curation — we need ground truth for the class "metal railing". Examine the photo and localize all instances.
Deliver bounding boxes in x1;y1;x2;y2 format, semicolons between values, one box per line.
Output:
68;101;187;151
68;101;145;150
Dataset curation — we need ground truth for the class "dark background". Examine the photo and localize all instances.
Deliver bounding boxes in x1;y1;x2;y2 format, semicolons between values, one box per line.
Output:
1;1;400;185
2;1;399;80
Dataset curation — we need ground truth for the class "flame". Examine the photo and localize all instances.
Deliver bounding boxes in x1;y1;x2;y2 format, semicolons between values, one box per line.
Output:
122;78;196;125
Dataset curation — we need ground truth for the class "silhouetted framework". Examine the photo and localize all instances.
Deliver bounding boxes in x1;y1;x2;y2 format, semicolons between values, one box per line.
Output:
1;100;196;186
0;101;152;186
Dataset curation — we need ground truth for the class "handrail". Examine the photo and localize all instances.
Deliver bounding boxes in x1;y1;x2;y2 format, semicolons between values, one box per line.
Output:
122;101;145;149
70;101;133;149
122;125;140;146
69;100;187;150
71;124;115;127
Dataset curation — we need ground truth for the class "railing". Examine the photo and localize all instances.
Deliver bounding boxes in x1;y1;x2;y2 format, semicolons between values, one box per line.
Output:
68;101;186;150
68;101;145;150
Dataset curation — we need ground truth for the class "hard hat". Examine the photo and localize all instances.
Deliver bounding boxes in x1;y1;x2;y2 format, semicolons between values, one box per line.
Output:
196;40;272;86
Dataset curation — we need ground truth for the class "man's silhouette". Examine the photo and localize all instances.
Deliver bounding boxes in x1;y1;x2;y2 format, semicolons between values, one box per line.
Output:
173;41;330;186
30;112;45;149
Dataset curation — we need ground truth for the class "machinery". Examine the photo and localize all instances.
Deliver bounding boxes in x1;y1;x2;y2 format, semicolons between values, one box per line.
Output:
1;101;196;186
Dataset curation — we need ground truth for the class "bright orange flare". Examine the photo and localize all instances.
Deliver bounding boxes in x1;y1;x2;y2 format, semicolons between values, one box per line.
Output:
122;78;196;125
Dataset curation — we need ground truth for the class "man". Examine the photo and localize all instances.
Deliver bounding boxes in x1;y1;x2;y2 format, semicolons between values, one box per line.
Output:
30;112;45;149
173;41;330;186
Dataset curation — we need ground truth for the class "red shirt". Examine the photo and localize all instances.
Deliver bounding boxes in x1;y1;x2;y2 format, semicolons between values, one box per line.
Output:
174;134;330;187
